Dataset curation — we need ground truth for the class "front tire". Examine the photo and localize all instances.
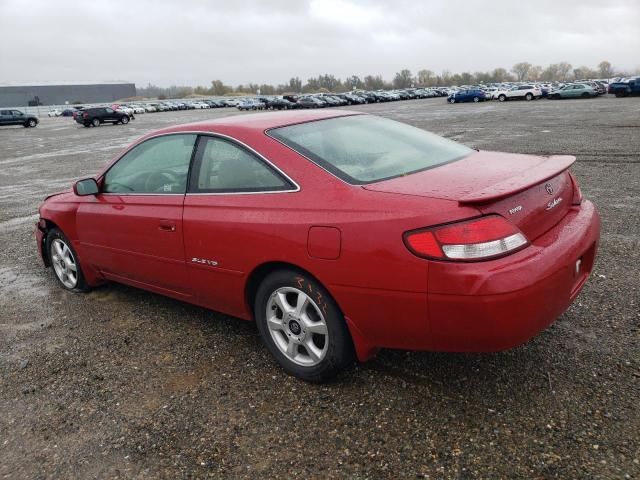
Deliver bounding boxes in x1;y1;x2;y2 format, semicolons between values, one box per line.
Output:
46;228;90;292
25;119;37;128
254;270;354;382
448;97;455;104
498;94;507;102
121;115;130;124
473;96;480;102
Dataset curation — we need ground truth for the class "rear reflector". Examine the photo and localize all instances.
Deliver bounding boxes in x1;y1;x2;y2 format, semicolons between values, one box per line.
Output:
404;215;528;261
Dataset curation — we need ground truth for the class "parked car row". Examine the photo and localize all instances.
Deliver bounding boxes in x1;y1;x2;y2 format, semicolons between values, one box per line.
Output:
17;77;635;128
446;79;615;104
234;88;451;111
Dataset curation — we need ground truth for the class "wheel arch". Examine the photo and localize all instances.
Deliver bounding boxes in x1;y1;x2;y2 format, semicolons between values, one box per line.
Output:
244;261;378;362
245;261;334;318
38;218;62;266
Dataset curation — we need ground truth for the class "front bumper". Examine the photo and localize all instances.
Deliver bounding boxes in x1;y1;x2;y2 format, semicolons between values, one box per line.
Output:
34;221;48;266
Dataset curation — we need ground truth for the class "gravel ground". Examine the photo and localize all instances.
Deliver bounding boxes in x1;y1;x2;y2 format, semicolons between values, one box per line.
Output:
0;97;638;479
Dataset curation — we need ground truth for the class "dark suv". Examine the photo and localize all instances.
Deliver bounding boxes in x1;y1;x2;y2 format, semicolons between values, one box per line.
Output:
0;109;39;128
75;107;130;127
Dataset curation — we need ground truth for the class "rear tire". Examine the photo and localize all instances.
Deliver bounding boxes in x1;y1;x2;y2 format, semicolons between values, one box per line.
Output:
448;97;455;104
46;228;90;293
121;115;129;124
525;93;533;101
254;270;354;383
473;96;480;102
498;94;507;102
92;118;100;127
581;92;590;98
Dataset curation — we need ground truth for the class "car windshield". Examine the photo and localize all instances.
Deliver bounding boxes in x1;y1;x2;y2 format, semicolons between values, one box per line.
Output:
269;115;472;184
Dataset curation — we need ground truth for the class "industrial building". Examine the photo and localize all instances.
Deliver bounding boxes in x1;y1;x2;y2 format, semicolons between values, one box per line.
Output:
0;81;136;107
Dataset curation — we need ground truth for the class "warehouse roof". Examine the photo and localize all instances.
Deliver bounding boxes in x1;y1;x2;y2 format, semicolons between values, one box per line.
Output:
0;81;134;87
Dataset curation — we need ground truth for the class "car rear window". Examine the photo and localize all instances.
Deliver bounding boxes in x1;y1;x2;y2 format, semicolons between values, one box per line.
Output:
268;115;472;184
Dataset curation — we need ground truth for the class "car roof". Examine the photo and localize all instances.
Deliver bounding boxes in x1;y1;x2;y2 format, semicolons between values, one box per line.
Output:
151;109;363;137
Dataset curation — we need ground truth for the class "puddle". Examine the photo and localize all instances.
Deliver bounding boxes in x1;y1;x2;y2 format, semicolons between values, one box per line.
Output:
0;266;51;301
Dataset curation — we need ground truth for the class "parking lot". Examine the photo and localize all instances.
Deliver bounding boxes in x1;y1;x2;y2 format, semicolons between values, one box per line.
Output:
1;96;639;478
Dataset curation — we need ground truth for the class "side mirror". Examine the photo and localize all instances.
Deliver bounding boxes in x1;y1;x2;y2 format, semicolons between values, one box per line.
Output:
74;178;99;196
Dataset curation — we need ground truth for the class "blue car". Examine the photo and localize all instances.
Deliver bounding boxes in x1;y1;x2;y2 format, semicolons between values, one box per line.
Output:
447;89;487;103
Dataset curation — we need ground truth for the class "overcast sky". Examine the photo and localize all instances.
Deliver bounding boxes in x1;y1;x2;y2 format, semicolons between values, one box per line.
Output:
1;0;638;87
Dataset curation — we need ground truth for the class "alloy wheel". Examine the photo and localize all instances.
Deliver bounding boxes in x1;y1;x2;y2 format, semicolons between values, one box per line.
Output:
50;238;78;289
266;287;329;367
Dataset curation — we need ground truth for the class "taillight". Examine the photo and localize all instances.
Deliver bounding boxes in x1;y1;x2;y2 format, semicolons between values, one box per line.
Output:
568;171;583;205
404;215;528;261
82;112;88;118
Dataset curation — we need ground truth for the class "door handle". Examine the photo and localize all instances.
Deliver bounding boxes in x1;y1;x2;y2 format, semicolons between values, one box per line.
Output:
158;220;176;232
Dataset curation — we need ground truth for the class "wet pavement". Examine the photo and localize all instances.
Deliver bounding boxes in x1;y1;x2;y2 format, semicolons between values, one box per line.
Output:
1;96;639;479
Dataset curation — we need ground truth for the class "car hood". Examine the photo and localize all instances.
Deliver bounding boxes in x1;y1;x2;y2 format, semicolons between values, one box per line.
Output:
43;189;72;202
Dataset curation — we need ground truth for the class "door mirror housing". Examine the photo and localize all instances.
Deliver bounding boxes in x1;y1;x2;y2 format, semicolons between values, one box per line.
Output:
74;178;99;196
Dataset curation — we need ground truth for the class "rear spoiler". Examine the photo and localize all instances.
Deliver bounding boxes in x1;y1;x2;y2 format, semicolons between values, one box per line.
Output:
459;155;576;204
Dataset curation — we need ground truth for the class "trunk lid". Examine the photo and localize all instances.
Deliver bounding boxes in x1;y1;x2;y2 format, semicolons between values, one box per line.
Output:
363;150;576;241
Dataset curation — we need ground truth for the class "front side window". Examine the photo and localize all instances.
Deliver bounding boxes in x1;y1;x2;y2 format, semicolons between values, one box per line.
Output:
191;136;292;193
103;134;197;194
269;115;472;185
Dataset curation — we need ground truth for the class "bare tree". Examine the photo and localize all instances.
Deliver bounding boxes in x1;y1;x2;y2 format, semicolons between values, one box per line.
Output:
364;75;386;90
288;77;302;93
557;62;573;81
393;69;414;88
598;61;614;78
491;68;510;83
416;69;434;86
210;80;231;96
528;65;543;81
512;62;532;81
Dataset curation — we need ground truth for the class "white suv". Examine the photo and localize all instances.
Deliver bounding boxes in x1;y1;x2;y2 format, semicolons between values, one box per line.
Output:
494;85;542;101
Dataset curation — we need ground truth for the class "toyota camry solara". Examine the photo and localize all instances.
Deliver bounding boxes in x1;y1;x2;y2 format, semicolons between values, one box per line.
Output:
35;110;600;382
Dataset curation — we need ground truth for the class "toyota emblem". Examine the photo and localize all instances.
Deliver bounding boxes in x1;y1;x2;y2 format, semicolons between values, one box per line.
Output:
545;183;554;195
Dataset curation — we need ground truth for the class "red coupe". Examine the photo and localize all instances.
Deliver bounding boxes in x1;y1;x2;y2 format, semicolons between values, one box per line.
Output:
36;110;600;382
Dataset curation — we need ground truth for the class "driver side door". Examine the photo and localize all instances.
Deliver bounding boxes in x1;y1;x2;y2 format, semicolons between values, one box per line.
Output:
76;133;197;298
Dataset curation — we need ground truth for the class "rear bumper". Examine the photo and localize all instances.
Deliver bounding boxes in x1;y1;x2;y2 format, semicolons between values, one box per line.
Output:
426;200;600;351
339;200;600;360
